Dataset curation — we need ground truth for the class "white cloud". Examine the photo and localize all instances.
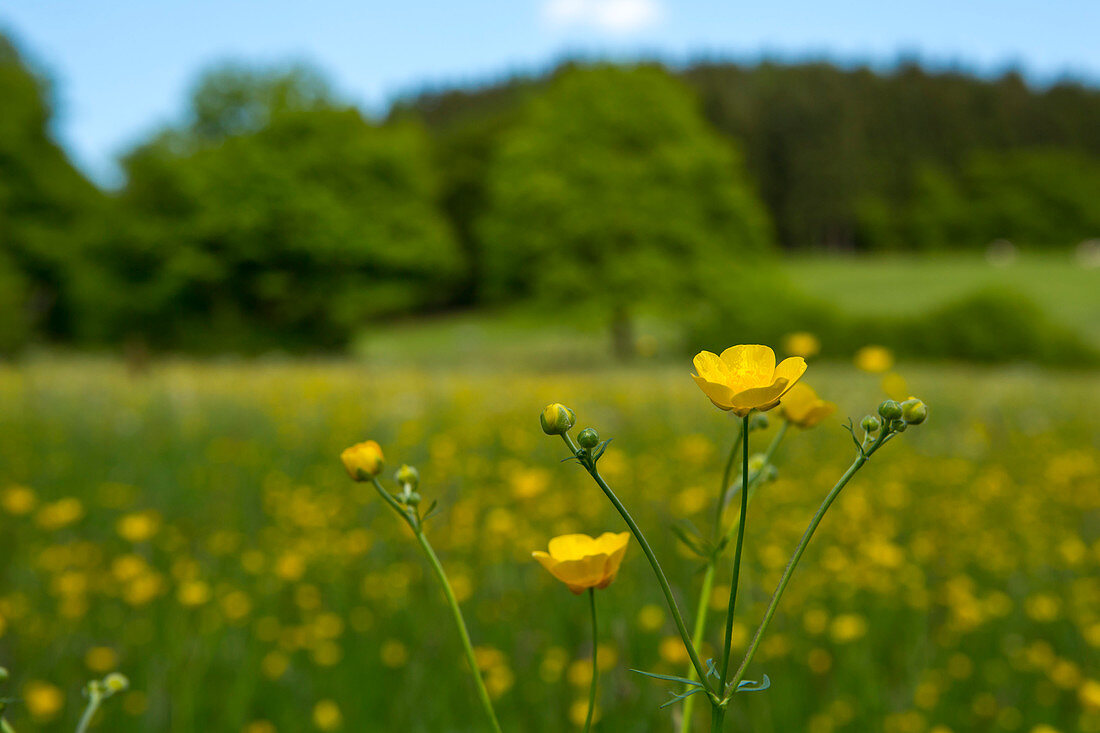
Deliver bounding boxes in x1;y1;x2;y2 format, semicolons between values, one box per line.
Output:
543;0;663;34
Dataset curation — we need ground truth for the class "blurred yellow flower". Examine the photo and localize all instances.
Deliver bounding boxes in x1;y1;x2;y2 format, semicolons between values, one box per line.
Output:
779;383;837;429
783;331;821;358
177;580;212;607
881;371;909;400
570;698;600;726
829;613;868;643
380;639;408;668
23;680;64;720
116;510;161;542
1;485;37;515
1080;679;1100;709
855;345;894;373
692;345;807;417
312;699;343;730
532;532;630;594
35;497;84;530
340;440;384;480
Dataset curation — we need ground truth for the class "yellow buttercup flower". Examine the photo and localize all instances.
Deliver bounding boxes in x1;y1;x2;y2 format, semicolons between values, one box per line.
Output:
783;331;821;358
533;533;630;594
692;345;807;417
340;440;384;480
854;345;894;373
779;383;837;429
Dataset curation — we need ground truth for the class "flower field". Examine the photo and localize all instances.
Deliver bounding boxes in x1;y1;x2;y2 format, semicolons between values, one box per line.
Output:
1;358;1098;732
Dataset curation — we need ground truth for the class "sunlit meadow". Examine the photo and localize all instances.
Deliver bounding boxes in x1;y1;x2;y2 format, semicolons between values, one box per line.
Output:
1;356;1098;731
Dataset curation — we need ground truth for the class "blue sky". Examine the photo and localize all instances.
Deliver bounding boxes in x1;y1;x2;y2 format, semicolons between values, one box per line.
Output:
3;0;1099;185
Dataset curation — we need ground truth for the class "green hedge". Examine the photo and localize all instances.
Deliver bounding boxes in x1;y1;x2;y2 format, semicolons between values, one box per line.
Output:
687;285;1098;367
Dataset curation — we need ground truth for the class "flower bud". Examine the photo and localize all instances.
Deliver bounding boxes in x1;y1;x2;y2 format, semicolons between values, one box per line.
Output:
577;427;600;449
749;413;770;432
540;403;576;436
341;441;385;481
889;419;907;433
877;400;902;421
404;491;422;507
103;672;129;694
0;666;8;683
860;415;881;433
901;398;928;425
395;464;419;489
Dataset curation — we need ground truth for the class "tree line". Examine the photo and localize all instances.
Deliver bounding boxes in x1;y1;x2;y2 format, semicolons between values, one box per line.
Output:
2;32;1098;352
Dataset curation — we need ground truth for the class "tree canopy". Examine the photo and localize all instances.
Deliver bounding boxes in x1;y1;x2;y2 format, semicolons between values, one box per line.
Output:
477;65;772;313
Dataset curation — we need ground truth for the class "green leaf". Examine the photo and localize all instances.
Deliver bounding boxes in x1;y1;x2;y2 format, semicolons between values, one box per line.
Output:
629;668;704;688
659;687;705;709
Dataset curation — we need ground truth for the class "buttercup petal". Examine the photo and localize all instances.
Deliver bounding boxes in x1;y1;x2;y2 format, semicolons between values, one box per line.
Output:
547;534;599;561
719;345;776;389
692;376;736;410
728;379;790;411
773;357;808;394
550;554;610;592
692;351;731;383
780;383;818;422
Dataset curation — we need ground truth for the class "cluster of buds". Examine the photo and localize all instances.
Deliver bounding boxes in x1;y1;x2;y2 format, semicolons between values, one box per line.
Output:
394;464;421;508
853;397;928;455
540;403;611;472
87;672;130;699
341;440;438;529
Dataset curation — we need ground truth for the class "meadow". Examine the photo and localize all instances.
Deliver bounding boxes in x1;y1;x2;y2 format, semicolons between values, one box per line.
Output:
1;352;1098;732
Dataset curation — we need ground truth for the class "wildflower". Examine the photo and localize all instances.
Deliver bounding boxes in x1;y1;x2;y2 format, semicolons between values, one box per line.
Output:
540;403;576;435
340;441;384;480
855;345;894;373
312;699;343;730
23;680;63;720
901;398;928;425
783;331;821;358
116;511;161;542
532;533;630;594
1;485;36;515
779;383;837;428
692;345;807;417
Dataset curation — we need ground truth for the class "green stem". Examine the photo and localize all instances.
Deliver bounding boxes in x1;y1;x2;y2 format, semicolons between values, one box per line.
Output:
2;717;16;733
710;703;725;732
712;424;743;538
678;561;716;732
75;690;103;733
583;588;598;733
415;530;503;733
369;476;502;732
717;416;751;699
727;431;887;694
682;419;790;733
562;434;715;697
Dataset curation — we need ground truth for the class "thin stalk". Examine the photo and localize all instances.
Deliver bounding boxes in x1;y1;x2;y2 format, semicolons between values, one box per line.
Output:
678;560;716;732
2;718;16;733
717;416;751;698
710;704;725;731
726;431;887;694
712;424;743;537
369;476;502;733
682;419;791;732
75;690;103;733
583;589;599;733
415;530;504;733
561;433;714;697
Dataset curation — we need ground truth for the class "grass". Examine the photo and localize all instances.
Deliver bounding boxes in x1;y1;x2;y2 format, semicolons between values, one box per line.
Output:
786;254;1100;346
1;356;1098;732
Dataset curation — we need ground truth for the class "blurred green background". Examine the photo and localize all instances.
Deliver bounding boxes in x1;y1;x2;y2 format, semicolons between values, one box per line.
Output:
2;32;1099;363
